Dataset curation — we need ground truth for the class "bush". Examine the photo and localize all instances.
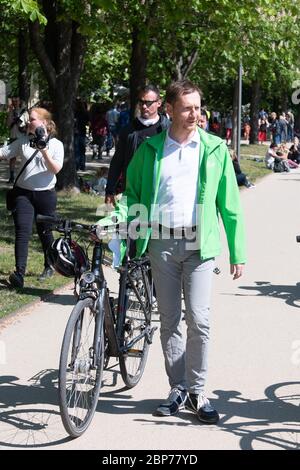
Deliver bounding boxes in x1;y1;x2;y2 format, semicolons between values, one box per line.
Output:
0;110;9;144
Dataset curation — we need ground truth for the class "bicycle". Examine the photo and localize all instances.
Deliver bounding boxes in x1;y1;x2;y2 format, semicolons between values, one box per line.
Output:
36;215;157;438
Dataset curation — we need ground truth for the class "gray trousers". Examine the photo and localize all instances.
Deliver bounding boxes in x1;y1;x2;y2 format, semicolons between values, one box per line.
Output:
148;237;214;394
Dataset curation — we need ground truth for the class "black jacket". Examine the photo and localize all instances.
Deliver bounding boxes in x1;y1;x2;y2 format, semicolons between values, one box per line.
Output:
288;144;300;163
106;114;169;195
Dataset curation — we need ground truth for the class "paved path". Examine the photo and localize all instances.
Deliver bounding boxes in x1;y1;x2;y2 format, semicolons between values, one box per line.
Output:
1;168;300;450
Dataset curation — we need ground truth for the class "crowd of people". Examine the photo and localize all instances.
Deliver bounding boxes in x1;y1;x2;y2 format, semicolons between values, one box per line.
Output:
200;108;297;147
2;77;300;428
74;99;130;171
253;109;295;145
264;138;300;172
4;90;289;293
0;80;248;426
3;94;297;195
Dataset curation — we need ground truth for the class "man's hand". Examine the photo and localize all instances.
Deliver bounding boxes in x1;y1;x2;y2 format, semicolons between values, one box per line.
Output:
89;231;99;242
90;225;107;242
230;264;244;280
105;194;116;206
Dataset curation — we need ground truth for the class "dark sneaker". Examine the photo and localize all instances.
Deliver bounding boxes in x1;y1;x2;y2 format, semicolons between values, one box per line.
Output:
155;387;187;416
38;267;54;281
186;392;219;424
9;271;24;288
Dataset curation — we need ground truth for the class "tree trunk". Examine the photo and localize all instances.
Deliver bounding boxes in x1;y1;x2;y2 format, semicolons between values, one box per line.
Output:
53;20;76;190
42;0;57;70
129;26;147;119
249;79;260;144
280;91;289;113
18;28;29;103
231;78;239;152
29;13;86;190
53;73;76;190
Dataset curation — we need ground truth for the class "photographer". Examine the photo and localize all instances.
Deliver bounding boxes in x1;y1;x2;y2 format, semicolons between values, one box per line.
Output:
0;107;64;288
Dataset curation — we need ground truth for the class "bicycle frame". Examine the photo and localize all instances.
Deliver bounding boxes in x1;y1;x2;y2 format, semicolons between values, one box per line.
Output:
36;213;154;362
78;235;153;362
36;214;156;437
116;257;153;353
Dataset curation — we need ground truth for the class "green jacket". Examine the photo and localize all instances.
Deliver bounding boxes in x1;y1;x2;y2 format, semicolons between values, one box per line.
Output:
99;128;246;264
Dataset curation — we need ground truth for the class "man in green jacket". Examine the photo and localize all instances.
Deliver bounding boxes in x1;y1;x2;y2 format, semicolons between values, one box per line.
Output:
97;80;246;424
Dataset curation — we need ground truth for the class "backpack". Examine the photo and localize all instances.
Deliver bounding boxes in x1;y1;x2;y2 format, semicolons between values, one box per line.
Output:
273;158;289;173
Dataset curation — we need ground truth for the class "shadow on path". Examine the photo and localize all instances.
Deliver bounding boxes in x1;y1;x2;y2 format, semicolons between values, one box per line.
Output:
1;368;299;449
97;379;300;450
0;371;71;448
237;281;300;308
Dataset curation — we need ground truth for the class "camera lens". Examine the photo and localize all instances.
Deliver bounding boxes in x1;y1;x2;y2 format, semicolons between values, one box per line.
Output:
35;126;46;138
33;126;48;149
37;141;47;149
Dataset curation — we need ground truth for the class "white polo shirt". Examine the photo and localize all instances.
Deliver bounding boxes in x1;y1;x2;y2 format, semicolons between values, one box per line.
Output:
0;135;64;191
156;130;200;228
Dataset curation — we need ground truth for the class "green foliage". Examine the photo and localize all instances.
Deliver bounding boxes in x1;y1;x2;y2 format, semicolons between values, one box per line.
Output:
1;0;300;122
79;34;130;100
8;0;47;24
0;111;9;143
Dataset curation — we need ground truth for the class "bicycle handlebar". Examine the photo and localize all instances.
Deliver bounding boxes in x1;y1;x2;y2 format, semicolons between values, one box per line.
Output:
36;214;153;239
36;214;95;232
36;214;63;225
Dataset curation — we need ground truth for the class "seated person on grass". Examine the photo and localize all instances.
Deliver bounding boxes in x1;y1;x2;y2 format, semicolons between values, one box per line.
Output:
229;149;255;188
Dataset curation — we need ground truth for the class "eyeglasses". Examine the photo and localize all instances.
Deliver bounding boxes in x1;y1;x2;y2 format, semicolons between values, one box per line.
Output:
138;99;158;107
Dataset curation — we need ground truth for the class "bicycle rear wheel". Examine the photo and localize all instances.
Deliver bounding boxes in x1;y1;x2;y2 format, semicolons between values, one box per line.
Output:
59;297;104;437
119;268;152;388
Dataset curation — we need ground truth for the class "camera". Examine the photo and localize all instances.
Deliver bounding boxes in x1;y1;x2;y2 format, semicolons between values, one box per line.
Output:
30;126;49;150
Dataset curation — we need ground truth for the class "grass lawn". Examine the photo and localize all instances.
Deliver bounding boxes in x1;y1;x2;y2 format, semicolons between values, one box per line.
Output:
0;143;271;318
0;189;104;319
240;143;268;157
239;144;270;183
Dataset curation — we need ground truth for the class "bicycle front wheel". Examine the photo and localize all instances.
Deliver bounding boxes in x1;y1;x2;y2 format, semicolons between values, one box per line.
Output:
59;297;104;438
119;269;152;388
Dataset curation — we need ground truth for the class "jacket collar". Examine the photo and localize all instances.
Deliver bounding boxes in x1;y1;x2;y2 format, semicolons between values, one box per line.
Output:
146;127;223;157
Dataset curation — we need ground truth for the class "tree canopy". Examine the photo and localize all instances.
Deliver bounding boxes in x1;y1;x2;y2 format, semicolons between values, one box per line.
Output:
0;0;300;187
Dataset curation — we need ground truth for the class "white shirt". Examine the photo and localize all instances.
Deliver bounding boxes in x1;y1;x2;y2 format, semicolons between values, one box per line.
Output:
0;135;64;190
156;130;200;228
265;149;276;168
137;115;160;126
